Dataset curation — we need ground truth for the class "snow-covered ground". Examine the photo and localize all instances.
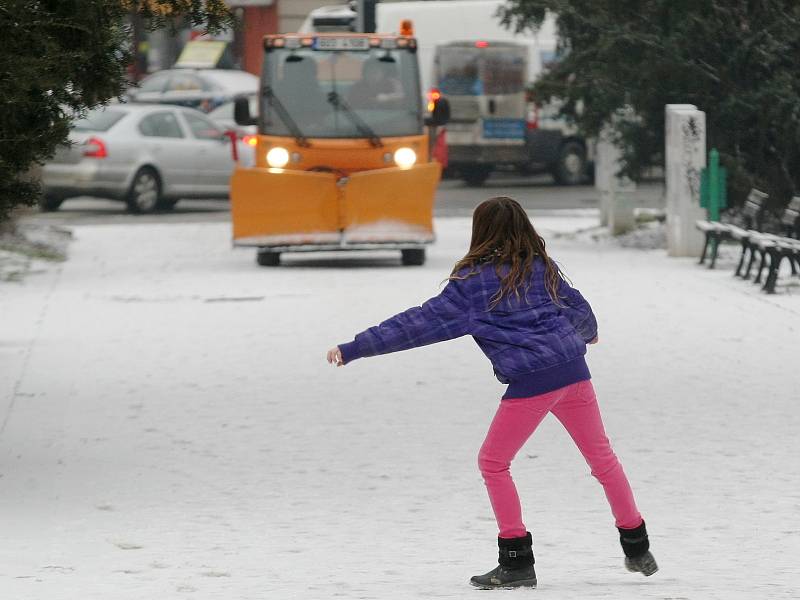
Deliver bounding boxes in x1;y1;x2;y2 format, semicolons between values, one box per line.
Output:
1;213;798;599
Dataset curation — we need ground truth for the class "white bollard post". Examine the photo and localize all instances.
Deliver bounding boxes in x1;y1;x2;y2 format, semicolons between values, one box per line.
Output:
595;126;636;234
609;184;637;235
665;105;707;256
594;129;614;227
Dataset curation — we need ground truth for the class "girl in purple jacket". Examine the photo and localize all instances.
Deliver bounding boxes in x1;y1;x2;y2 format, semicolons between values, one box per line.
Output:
327;196;657;589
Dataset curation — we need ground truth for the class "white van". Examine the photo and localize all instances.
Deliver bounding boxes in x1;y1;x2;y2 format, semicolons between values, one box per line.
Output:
434;40;531;185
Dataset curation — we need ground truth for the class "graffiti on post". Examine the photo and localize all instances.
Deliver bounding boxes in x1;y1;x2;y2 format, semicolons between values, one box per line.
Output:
682;116;704;204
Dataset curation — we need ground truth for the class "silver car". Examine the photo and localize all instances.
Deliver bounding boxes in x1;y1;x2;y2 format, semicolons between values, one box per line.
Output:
42;104;238;213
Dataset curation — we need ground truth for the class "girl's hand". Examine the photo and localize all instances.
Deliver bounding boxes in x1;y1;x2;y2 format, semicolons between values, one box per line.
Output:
327;346;344;367
588;335;599;345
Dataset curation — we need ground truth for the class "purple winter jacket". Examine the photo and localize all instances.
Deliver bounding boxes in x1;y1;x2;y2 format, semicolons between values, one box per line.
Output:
338;258;598;399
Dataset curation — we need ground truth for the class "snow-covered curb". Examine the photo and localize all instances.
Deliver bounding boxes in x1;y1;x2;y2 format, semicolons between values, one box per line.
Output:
550;210;668;250
0;223;71;282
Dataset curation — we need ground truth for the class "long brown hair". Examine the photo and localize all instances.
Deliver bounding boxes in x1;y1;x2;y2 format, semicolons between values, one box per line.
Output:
449;196;562;308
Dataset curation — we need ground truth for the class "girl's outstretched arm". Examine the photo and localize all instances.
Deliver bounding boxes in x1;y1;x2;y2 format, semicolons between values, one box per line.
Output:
557;278;598;344
331;280;472;366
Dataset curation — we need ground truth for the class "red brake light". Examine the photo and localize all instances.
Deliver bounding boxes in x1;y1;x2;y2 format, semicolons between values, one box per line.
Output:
526;101;539;130
475;41;489;48
242;135;258;147
83;137;107;158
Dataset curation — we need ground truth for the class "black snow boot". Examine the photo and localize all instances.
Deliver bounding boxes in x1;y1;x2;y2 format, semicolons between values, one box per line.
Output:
470;532;537;589
618;520;658;576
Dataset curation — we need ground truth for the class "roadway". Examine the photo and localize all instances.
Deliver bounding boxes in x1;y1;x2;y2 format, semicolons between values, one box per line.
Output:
21;174;665;226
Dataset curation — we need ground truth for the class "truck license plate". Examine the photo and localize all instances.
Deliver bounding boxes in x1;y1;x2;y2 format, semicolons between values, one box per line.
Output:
314;37;370;51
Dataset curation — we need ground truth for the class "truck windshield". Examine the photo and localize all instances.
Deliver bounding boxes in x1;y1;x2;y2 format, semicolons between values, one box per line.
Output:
261;46;422;138
436;45;526;96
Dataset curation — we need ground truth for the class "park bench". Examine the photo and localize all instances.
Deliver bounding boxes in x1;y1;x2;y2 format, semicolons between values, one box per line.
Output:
696;188;768;269
747;196;800;293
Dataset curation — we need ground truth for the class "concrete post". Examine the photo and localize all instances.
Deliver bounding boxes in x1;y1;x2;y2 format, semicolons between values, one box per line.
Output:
665;105;707;257
595;126;637;234
609;186;637;235
594;128;614;227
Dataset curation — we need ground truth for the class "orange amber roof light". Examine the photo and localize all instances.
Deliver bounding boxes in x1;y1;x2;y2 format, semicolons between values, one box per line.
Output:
399;19;414;36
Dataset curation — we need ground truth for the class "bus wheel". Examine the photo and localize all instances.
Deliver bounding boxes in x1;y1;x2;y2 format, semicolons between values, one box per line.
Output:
401;248;426;266
461;165;492;187
552;141;588;186
256;249;280;267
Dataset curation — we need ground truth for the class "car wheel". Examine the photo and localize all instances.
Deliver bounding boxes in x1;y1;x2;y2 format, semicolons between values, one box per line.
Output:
461;165;492;187
39;194;63;212
552;141;588;186
126;167;161;214
256;249;280;267
401;248;426;266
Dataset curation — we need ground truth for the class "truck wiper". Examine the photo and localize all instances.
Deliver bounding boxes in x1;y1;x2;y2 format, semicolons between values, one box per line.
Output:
326;91;383;148
263;85;310;148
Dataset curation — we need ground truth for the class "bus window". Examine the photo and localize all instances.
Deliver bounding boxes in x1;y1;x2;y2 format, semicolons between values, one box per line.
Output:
436;45;527;96
436;49;482;96
481;51;526;95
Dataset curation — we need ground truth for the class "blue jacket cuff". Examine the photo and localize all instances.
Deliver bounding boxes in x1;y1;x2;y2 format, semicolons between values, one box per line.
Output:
338;340;361;365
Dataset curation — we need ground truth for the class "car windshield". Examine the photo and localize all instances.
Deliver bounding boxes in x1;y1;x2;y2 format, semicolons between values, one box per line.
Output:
73;108;127;131
436;45;526;96
261;45;422;138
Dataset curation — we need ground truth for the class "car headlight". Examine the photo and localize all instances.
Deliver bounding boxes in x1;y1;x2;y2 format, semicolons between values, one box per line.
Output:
266;147;290;168
394;147;417;169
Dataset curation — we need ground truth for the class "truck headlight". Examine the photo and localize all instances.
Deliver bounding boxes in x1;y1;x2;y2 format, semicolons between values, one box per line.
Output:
394;147;417;169
266;147;290;168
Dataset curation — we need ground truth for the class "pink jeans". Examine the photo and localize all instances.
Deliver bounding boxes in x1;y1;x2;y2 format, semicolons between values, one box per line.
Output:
478;380;642;538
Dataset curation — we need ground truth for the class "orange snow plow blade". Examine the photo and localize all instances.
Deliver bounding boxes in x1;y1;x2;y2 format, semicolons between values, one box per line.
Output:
230;167;340;246
341;162;440;243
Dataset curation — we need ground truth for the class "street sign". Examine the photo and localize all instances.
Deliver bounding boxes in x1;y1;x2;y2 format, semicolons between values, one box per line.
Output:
699;148;727;221
175;40;227;69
